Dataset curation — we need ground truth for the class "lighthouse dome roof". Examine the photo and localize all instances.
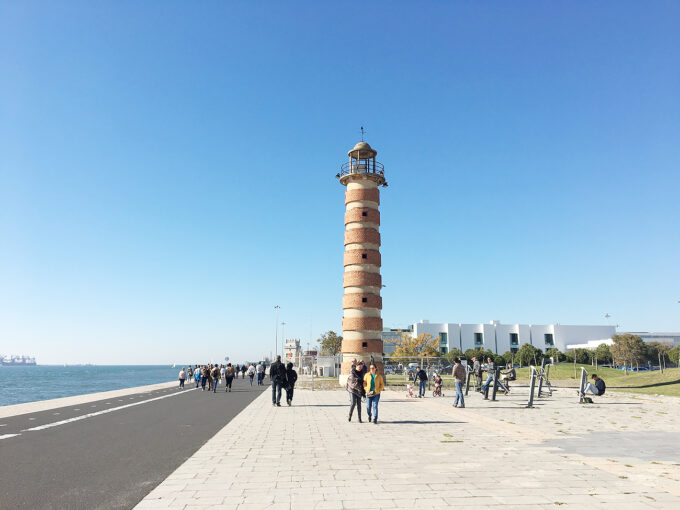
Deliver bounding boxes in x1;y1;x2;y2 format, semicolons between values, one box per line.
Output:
348;141;377;157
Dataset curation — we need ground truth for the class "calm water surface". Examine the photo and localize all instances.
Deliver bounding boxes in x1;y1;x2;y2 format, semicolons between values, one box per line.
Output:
0;365;179;407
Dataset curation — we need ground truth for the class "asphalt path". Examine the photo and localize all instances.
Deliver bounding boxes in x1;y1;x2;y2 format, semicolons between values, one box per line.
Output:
0;376;269;510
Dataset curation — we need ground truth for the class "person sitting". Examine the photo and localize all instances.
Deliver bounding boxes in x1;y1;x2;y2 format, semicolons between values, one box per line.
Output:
500;364;516;388
433;374;443;395
583;374;606;396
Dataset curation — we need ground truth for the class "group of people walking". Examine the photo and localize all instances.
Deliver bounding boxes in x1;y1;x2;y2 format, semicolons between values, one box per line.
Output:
346;359;384;424
268;355;298;406
177;361;268;392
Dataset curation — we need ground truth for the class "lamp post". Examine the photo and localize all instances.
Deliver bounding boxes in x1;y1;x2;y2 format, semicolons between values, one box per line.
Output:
274;305;280;358
281;322;286;360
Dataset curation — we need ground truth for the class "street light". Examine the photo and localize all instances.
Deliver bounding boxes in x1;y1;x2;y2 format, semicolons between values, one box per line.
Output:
274;305;280;358
281;322;286;360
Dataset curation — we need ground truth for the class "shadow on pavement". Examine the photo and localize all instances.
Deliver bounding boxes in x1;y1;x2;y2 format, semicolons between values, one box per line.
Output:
385;420;462;424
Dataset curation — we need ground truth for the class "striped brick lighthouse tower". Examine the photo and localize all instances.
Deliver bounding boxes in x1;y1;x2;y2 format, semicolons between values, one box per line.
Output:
337;138;387;384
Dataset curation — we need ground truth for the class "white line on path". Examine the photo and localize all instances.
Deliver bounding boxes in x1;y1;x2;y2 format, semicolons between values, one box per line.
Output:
0;434;21;440
22;388;195;432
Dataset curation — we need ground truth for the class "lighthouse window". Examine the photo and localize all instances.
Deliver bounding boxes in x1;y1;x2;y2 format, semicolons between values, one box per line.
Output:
361;253;367;259
362;342;367;348
362;298;367;303
362;211;367;217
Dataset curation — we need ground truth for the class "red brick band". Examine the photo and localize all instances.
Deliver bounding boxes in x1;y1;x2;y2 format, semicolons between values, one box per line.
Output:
343;249;381;267
344;228;380;246
343;271;382;288
342;317;383;331
344;208;380;226
341;339;384;353
345;188;380;205
343;293;382;309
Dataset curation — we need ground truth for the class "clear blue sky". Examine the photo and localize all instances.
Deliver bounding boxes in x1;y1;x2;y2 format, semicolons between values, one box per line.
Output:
1;1;678;364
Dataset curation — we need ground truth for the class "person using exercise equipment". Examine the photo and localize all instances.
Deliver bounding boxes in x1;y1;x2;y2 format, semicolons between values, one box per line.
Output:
583;374;606;396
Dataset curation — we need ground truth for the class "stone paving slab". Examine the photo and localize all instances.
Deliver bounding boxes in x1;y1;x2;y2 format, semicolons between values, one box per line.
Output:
135;385;680;509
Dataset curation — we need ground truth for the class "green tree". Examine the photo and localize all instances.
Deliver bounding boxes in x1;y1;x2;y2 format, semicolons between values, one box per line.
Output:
669;346;680;365
443;348;463;363
516;343;541;367
610;334;646;371
500;350;518;366
317;330;343;355
594;343;612;367
565;348;589;364
645;342;672;370
391;333;440;358
545;348;562;362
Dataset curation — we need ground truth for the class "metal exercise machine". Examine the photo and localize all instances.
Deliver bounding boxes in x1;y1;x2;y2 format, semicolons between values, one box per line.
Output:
537;358;553;397
578;366;592;404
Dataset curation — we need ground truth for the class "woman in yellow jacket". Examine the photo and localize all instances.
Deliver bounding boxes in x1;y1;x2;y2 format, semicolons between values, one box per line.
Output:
363;363;385;424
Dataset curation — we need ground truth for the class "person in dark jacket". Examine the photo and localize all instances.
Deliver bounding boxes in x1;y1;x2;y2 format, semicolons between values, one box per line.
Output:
270;355;287;406
414;366;428;398
285;362;298;406
584;374;606;396
347;360;365;422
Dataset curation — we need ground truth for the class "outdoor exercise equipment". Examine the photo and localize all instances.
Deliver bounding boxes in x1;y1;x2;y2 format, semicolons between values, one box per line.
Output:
578;366;593;404
525;366;538;408
537;358;553;397
483;367;508;401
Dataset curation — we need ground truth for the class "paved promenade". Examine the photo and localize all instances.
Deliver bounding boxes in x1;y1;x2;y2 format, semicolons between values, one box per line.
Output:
135;385;680;510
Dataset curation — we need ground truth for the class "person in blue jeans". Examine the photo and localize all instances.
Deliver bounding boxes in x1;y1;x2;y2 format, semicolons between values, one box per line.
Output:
363;363;384;424
414;366;428;397
452;358;466;408
480;357;496;392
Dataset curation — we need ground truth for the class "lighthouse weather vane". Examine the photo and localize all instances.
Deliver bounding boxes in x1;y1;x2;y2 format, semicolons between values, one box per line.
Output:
360;126;365;141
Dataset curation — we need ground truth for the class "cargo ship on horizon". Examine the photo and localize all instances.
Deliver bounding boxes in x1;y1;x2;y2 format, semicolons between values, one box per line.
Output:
1;355;37;366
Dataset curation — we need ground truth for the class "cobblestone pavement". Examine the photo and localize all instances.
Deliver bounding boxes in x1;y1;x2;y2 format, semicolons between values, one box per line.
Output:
135;385;680;509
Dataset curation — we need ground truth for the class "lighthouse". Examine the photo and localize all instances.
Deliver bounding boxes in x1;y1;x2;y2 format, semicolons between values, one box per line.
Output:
337;140;387;383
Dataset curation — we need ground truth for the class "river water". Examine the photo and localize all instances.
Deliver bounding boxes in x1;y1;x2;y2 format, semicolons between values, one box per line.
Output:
0;365;179;407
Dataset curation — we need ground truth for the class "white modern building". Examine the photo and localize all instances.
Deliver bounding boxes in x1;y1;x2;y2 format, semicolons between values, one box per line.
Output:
626;332;680;347
411;320;617;354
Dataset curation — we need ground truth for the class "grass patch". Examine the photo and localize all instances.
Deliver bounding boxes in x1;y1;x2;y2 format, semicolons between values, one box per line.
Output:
515;364;680;397
440;440;462;443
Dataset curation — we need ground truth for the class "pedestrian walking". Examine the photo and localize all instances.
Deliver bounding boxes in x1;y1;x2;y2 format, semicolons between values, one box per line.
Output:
211;364;220;393
241;365;246;379
285;362;297;406
247;363;256;386
414;366;428;397
347;360;365;422
362;363;384;424
452;358;466;408
194;367;201;388
256;362;264;385
225;363;235;392
270;355;287;406
178;367;186;389
200;365;208;391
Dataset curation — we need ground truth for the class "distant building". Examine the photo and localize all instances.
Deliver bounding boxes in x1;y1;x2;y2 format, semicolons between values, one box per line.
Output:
382;327;413;355
411;320;616;354
283;339;301;362
625;332;680;347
